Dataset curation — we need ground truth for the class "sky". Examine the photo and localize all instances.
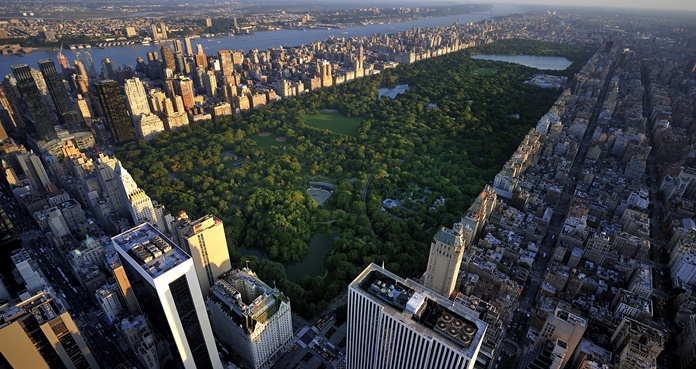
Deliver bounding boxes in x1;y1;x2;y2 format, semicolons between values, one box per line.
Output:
332;0;696;13
487;0;696;12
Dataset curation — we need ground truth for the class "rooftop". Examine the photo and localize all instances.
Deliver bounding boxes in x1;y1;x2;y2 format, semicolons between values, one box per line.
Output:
208;268;285;333
352;264;486;355
112;223;189;278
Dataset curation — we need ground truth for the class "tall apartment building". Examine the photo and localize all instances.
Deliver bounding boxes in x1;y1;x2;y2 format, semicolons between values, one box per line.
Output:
11;64;57;141
119;314;159;369
174;77;195;110
218;50;234;77
347;264;487;369
184;37;193;56
460;185;497;246
677;314;696;369
11;248;46;294
0;82;26;134
207;268;293;369
424;221;467;298
181;214;231;298
95;153;128;217
123;77;152;120
539;306;588;369
203;69;217;97
0;291;99;369
114;161;164;231
610;317;664;367
317;60;332;88
38;59;81;131
112;223;223;369
17;150;51;191
135;113;165;141
95;80;135;144
161;96;189;130
106;251;139;313
161;46;176;74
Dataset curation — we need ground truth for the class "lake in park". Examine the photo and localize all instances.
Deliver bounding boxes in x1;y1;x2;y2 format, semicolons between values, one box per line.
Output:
472;54;573;70
378;84;410;99
239;232;336;282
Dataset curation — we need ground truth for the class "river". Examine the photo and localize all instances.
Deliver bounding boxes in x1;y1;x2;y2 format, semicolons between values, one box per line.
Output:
0;5;522;76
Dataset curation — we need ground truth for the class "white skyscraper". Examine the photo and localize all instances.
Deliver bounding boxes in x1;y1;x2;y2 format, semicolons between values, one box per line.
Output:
123;77;152;119
95;153;129;217
347;264;487;369
114;161;165;231
135;113;165;141
112;223;223;369
207;268;293;369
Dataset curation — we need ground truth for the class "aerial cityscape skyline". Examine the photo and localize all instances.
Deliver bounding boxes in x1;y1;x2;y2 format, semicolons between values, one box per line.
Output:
0;1;695;369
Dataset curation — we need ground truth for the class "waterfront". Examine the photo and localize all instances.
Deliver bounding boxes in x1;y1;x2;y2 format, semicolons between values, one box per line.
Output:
0;5;521;76
472;54;573;70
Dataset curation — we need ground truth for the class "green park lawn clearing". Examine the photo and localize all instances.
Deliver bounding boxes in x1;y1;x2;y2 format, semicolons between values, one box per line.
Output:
251;132;282;147
305;110;362;136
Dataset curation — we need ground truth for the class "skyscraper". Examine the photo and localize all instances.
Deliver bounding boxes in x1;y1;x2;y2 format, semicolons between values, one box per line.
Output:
95;153;129;217
114;161;164;230
0;291;99;369
135;113;165;141
207;268;293;369
172;39;183;54
106;251;139;313
0;84;24;135
347;263;487;369
17;150;51;191
217;50;234;77
424;221;467;298
184;37;193;56
203;69;217;97
161;46;176;75
119;314;159;369
181;214;231;298
111;223;223;369
95;80;135;144
101;58;117;80
123;77;151;120
539;306;588;369
11;64;57;141
0;77;27;133
174;77;195;111
38;59;81;131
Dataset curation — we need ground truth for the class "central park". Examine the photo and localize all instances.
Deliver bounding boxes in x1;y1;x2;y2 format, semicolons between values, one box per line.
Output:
116;38;594;317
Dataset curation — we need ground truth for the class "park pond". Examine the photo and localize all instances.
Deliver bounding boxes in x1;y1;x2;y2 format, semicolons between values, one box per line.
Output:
378;84;410;99
472;54;573;70
239;232;336;282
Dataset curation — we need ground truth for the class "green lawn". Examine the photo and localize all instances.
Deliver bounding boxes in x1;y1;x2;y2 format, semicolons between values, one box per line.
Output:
473;67;498;76
305;110;362;136
250;132;282;147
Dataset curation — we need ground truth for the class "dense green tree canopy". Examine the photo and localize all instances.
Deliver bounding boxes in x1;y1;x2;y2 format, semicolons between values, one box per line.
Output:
117;39;593;317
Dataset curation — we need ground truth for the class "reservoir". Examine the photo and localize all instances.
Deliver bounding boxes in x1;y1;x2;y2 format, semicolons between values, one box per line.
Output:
472;54;573;70
0;5;522;75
